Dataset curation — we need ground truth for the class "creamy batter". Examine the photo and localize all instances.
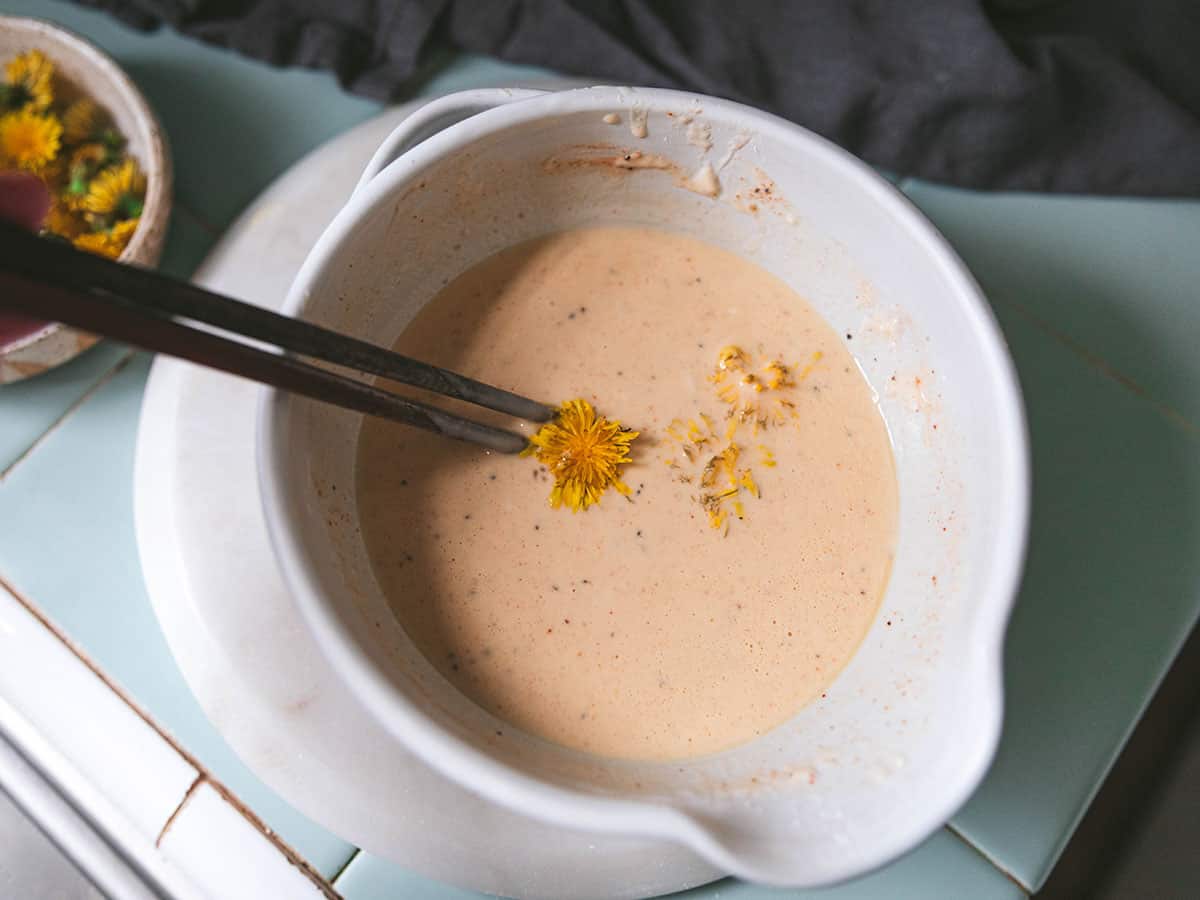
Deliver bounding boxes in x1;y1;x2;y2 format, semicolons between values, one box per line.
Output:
356;227;897;761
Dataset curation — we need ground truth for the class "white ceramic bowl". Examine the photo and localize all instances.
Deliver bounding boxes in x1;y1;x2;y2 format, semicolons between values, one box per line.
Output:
0;15;171;382
260;86;1029;887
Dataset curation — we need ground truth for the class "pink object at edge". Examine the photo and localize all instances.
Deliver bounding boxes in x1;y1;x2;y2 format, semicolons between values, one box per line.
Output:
0;172;51;351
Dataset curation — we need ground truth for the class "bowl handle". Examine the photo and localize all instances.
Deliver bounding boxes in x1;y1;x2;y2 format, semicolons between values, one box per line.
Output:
353;88;549;197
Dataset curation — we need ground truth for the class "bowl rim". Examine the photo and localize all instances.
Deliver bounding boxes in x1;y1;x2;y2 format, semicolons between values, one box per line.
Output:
0;15;172;365
257;84;1031;886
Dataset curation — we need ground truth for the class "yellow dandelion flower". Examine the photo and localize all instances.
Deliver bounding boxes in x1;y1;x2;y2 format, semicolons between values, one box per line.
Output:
82;158;145;221
44;201;86;240
0;109;61;173
62;98;103;144
70;142;108;169
522;399;638;511
61;142;109;207
3;50;54;113
73;217;139;259
36;153;67;189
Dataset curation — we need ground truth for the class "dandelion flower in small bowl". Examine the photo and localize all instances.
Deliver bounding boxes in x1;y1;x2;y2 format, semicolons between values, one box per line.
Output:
61;96;105;143
63;141;111;205
44;200;85;239
0;107;61;172
2;48;54;112
73;216;139;259
82;157;145;221
0;18;171;382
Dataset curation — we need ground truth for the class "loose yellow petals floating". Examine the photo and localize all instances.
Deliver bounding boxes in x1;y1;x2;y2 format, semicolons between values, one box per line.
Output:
709;343;815;429
523;399;639;512
663;344;820;533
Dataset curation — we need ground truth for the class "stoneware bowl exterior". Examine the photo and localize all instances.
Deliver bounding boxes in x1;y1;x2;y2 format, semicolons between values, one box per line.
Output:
0;16;171;382
259;86;1029;887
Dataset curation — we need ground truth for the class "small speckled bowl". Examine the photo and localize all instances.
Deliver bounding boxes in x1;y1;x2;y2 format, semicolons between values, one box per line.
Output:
0;15;172;383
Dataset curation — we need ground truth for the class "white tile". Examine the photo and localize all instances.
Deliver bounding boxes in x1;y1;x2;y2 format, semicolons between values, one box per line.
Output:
0;583;198;841
0;730;181;900
157;782;328;899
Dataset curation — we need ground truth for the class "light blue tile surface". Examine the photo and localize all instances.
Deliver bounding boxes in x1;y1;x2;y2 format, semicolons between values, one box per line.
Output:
334;830;1026;900
0;353;354;876
924;262;1200;888
333;851;489;900
900;179;1200;887
902;182;1200;429
0;342;127;476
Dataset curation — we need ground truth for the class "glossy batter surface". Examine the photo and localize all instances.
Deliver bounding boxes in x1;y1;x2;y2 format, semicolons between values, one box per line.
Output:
356;227;897;760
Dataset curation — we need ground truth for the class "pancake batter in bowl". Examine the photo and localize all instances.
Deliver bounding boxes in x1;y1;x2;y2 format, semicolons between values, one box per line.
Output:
356;226;897;761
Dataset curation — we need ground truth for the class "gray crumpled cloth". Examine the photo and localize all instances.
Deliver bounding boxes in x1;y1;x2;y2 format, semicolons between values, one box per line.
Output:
73;0;1200;196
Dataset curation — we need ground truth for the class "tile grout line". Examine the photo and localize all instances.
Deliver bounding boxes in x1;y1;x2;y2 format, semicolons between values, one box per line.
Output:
155;772;204;848
0;574;340;899
327;847;362;886
945;823;1032;896
997;296;1200;437
204;778;342;899
0;350;134;484
892;179;1200;437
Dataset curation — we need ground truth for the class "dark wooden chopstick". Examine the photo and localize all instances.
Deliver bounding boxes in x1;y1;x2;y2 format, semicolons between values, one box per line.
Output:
0;221;556;423
0;224;553;454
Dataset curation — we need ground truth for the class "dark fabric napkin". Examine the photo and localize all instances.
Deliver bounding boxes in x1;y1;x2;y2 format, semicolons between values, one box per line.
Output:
73;0;1200;196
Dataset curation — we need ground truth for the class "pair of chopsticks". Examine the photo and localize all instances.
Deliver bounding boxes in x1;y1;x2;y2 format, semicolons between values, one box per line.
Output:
0;221;555;453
